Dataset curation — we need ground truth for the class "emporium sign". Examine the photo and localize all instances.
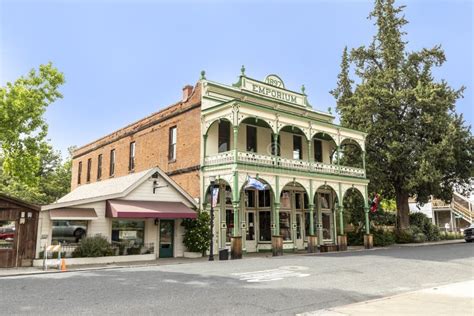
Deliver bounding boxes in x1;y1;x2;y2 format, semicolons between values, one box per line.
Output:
242;75;305;107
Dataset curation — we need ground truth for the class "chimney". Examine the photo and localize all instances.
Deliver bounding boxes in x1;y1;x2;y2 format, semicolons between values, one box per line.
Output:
182;85;193;102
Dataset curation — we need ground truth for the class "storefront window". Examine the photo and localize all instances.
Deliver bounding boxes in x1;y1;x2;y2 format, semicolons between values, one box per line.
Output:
245;190;255;208
296;214;302;239
295;193;302;210
52;220;88;244
319;193;331;209
112;220;144;247
225;186;232;205
280;191;291;209
246;212;255;241
226;209;234;243
322;213;332;240
259;211;271;241
0;221;15;249
258;189;271;207
280;211;291;241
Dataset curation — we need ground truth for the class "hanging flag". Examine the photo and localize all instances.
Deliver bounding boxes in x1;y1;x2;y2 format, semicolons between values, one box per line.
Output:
245;176;268;191
211;187;219;208
370;193;380;212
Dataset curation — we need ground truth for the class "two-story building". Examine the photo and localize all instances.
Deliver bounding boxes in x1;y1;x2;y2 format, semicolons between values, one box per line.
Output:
38;68;372;261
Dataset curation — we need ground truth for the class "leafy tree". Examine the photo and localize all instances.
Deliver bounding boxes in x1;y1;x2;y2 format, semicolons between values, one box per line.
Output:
181;211;211;255
0;144;72;204
331;0;474;230
0;63;65;185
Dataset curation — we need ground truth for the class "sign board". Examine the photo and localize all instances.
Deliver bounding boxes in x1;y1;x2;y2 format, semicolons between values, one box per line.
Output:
241;76;305;107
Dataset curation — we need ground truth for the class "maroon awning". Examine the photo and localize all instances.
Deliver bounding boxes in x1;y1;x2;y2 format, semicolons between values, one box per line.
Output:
106;200;197;219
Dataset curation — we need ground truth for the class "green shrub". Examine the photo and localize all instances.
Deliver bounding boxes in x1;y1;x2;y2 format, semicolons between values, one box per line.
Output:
440;231;463;240
181;211;211;254
72;236;115;258
413;232;427;243
347;230;364;246
373;229;396;247
409;212;440;241
395;227;415;243
126;246;141;255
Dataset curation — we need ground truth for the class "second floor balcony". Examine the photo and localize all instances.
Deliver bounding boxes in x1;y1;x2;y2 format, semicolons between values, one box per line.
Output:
203;118;366;179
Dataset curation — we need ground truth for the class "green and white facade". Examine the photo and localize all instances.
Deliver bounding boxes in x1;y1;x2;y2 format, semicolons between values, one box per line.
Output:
200;69;371;254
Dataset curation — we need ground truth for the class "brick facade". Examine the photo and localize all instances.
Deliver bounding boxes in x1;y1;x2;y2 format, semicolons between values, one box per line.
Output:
71;83;202;198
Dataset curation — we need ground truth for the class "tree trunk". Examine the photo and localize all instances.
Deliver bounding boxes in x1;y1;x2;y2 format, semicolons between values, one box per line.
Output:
395;189;410;231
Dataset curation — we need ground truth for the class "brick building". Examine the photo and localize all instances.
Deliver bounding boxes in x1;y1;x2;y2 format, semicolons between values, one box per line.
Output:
71;84;202;198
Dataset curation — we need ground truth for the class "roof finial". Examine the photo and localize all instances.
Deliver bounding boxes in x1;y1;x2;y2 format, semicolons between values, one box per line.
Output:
301;84;306;95
241;65;246;76
200;70;206;80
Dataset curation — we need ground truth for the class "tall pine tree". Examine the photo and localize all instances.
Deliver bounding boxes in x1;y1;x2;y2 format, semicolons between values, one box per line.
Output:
331;0;474;230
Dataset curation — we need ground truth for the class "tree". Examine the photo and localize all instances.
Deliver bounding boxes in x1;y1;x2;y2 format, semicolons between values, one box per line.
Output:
331;0;474;230
0;144;72;204
0;63;65;185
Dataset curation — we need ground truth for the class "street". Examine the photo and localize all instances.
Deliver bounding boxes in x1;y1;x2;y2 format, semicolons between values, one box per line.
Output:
1;242;473;315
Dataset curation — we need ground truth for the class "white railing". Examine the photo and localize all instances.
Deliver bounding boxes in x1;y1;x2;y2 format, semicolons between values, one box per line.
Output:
204;151;234;165
204;151;366;178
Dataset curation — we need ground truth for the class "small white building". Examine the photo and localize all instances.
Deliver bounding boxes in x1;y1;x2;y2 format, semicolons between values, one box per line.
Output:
36;167;198;262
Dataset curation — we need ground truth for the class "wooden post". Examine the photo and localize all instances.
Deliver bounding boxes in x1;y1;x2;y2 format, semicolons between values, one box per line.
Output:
272;235;283;256
307;235;318;253
231;236;242;259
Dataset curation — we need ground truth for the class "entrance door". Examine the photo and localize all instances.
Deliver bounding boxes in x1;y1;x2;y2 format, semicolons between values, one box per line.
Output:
322;212;333;243
245;211;257;252
295;213;304;250
159;220;174;258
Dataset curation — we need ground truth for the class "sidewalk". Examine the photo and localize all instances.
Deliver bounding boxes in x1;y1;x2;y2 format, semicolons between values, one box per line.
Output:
0;239;465;278
299;280;474;316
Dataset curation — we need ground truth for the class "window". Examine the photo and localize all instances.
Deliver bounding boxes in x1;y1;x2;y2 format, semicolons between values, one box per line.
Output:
271;134;280;156
129;142;136;171
86;158;92;182
319;193;331;209
245;190;256;208
246;212;255;241
109;149;115;176
0;221;15;249
112;220;144;248
77;161;82;184
169;126;177;161
293;135;302;159
52;220;88;244
97;154;102;180
314;139;323;162
258;189;271;207
246;125;257;152
218;121;230;153
258;211;271;241
280;211;292;241
295;192;302;210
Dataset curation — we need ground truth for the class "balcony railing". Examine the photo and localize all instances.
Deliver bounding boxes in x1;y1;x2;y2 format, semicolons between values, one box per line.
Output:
204;151;366;178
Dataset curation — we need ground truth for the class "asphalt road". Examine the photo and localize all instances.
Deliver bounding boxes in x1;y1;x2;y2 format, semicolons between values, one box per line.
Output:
2;242;473;315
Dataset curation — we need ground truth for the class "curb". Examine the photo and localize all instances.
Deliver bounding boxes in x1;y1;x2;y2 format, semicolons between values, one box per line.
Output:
0;239;466;278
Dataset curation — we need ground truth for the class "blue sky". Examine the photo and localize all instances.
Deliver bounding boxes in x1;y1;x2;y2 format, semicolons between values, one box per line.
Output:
1;0;472;156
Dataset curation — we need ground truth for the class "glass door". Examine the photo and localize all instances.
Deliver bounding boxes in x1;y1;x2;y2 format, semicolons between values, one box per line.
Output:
159;220;174;258
322;212;334;242
245;211;257;252
295;213;304;249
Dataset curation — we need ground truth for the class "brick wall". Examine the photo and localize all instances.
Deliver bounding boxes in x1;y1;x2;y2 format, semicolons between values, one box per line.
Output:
71;83;202;198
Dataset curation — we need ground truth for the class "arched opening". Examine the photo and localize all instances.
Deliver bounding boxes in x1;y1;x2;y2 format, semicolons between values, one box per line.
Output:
339;138;363;168
238;117;274;155
240;176;274;252
279;125;308;160
314;185;339;244
312;132;337;164
204;119;233;157
343;187;365;235
280;181;309;250
203;179;233;247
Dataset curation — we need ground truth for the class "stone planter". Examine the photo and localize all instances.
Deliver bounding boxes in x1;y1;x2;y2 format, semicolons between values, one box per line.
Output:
183;252;203;259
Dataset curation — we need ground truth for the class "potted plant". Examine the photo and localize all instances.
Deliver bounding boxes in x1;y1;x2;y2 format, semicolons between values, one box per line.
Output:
181;211;211;258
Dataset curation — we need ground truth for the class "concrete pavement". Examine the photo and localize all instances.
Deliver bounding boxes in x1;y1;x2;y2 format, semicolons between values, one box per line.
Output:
301;280;474;315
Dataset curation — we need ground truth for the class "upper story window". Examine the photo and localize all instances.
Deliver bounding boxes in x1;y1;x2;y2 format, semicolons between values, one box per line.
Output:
110;149;115;177
271;134;280;156
86;158;92;182
314;139;323;162
129;141;136;171
293;135;302;160
168;126;177;161
97;154;102;180
77;161;82;184
246;125;257;152
218;121;230;153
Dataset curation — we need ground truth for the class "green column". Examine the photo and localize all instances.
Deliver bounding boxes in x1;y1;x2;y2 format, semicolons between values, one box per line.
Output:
364;185;370;235
274;203;280;236
336;145;340;174
307;140;313;162
309;204;315;235
316;198;323;245
233;126;238;162
338;183;344;235
362;150;366;177
233;202;240;236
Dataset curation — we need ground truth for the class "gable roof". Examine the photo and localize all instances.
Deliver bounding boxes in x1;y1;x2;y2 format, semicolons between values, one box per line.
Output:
42;167;197;210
